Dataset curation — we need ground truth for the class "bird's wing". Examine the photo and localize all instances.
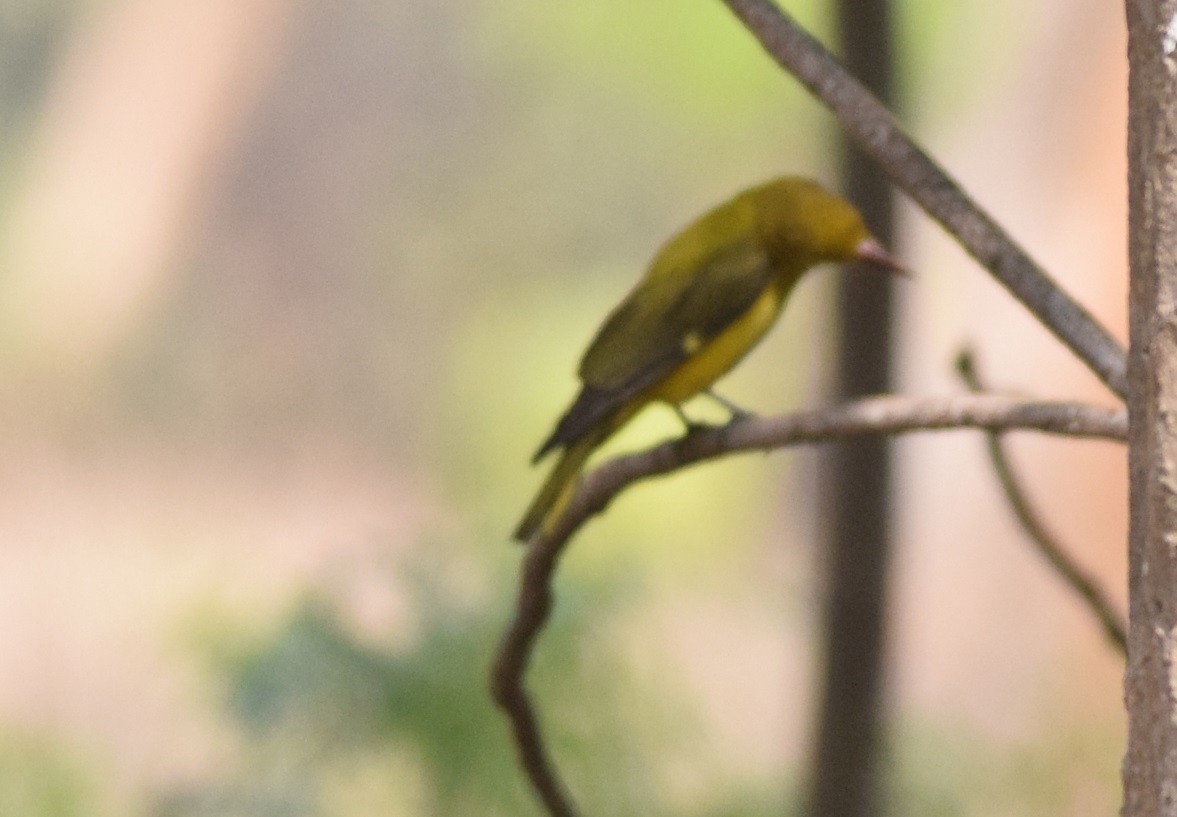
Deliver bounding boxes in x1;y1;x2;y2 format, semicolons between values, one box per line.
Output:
531;236;772;461
580;234;773;391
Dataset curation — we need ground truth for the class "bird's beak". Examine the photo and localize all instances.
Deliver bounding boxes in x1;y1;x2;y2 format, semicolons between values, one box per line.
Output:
854;236;909;276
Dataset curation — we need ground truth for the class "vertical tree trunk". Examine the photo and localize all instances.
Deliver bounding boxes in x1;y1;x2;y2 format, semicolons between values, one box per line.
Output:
1124;0;1177;813
805;1;896;816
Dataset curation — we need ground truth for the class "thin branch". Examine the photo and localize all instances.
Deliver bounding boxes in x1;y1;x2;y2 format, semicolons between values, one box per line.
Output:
954;351;1126;654
492;394;1126;815
718;0;1128;400
491;536;578;817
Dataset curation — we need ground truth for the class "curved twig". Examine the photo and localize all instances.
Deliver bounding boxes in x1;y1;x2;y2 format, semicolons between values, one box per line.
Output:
718;0;1128;400
491;394;1127;815
955;351;1127;654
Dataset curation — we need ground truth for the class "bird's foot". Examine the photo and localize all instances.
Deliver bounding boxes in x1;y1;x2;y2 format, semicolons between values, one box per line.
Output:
672;405;714;436
704;390;757;424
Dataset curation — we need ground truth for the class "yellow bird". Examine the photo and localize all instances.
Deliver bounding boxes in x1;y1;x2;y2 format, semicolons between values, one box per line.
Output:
514;176;901;542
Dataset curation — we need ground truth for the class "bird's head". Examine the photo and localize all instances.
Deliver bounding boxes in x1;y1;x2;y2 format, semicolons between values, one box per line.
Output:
751;177;904;274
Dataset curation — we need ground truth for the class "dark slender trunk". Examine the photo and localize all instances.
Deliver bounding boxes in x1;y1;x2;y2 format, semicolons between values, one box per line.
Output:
804;1;896;816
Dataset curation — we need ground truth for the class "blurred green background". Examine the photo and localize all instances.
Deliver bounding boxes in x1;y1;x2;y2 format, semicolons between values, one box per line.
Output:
0;0;1129;815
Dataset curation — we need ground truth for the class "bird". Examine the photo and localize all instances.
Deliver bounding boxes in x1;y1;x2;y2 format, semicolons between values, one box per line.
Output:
514;176;902;542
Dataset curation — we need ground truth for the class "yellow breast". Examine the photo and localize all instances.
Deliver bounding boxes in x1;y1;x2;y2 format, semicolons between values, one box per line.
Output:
647;282;786;406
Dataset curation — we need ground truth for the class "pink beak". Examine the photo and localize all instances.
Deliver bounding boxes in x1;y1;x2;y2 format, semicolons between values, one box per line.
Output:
854;236;908;276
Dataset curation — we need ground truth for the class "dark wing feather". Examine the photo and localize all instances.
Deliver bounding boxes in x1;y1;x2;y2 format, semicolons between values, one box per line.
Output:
532;237;772;461
581;235;773;388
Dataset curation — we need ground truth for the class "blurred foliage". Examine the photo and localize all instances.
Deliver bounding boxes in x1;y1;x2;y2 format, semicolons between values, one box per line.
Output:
0;728;114;817
888;717;1121;817
0;0;76;205
150;564;1122;817
155;566;795;817
470;0;829;125
894;0;1029;118
0;0;75;139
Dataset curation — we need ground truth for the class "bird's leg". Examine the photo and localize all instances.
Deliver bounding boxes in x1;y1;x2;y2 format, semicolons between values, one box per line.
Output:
704;389;756;423
672;404;707;436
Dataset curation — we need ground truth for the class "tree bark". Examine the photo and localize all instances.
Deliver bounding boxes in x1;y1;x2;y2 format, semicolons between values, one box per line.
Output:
1124;0;1177;813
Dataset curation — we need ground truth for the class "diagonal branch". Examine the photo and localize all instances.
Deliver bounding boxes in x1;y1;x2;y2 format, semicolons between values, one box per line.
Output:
955;351;1126;654
491;394;1127;816
718;0;1128;400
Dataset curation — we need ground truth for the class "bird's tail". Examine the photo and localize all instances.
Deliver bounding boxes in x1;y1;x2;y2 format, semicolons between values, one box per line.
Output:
513;431;603;543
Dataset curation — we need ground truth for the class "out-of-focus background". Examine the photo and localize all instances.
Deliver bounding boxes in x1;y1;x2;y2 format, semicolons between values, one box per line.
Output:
0;1;1127;815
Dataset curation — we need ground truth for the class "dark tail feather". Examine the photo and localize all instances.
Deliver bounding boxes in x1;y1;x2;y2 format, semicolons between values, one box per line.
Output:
513;434;599;542
531;384;621;465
